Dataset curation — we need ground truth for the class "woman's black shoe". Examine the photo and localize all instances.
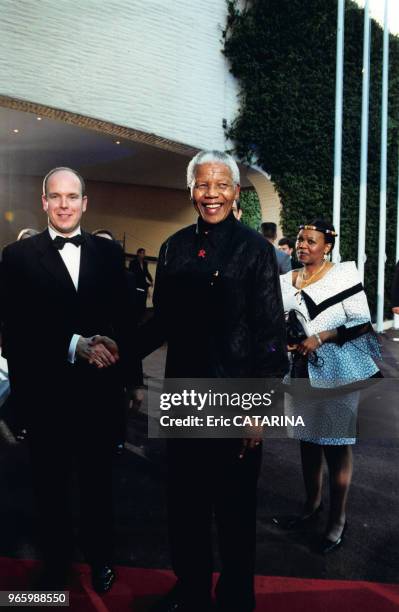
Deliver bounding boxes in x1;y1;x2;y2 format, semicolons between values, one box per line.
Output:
272;503;323;530
318;522;347;554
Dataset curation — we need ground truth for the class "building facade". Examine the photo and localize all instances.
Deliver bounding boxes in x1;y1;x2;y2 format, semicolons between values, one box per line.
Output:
0;0;282;257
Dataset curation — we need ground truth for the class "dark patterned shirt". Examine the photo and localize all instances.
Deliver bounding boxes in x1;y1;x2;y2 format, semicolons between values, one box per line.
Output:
143;213;288;379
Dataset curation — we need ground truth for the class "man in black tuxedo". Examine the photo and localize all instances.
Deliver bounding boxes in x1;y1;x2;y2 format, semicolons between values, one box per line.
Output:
129;248;153;319
2;167;137;592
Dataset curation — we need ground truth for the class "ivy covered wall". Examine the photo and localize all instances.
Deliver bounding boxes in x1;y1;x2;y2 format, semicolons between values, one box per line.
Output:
240;189;262;229
223;0;399;315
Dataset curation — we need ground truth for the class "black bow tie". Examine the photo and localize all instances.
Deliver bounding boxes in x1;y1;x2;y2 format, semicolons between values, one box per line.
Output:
52;234;84;250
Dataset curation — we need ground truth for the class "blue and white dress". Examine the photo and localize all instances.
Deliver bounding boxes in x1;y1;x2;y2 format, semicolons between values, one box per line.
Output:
281;261;380;445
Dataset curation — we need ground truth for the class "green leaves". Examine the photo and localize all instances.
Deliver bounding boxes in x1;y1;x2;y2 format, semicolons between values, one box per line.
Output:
240;189;262;230
224;0;399;316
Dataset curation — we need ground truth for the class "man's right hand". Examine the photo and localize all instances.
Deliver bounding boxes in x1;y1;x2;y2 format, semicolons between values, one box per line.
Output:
76;336;119;368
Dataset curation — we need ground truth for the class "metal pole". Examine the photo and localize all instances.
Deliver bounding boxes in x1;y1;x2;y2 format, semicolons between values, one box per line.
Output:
376;0;389;332
394;144;399;329
332;0;345;263
357;0;371;283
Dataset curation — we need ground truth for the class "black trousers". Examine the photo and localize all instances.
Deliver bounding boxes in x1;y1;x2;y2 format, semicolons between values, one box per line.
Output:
167;439;262;611
136;289;148;320
26;381;119;568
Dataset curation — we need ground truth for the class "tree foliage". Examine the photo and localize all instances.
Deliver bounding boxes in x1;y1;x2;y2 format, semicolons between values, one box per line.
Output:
223;0;399;315
240;188;262;229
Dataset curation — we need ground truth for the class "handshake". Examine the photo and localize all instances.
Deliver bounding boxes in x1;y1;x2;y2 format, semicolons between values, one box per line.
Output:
76;335;119;369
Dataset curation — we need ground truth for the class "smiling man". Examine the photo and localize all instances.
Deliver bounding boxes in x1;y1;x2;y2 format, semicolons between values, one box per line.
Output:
1;167;138;593
141;150;288;612
190;159;240;224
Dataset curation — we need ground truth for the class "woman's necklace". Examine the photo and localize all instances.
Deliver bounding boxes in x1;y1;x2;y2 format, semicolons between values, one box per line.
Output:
298;260;327;289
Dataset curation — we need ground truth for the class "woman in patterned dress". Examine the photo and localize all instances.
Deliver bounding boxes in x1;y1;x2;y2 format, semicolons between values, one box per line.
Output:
273;220;381;553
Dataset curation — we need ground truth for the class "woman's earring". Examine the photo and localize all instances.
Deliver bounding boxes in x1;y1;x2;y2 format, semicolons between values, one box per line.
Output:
323;252;329;261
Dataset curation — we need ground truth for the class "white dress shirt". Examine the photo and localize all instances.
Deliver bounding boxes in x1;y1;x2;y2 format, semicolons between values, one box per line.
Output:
48;226;82;363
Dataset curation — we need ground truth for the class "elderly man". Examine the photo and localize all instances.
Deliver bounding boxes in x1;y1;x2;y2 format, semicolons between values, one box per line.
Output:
2;167;137;592
141;150;288;612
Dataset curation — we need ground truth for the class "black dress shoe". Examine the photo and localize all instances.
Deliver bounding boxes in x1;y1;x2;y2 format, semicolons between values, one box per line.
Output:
318;522;347;554
90;564;115;593
272;503;323;530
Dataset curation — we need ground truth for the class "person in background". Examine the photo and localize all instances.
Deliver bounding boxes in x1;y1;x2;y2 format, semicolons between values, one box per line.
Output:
391;260;399;316
17;228;40;241
92;228;115;241
232;199;242;221
261;222;291;274
278;236;302;269
129;248;153;320
0;228;40;441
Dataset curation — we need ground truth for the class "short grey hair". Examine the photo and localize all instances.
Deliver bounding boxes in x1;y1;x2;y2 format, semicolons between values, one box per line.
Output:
186;150;240;194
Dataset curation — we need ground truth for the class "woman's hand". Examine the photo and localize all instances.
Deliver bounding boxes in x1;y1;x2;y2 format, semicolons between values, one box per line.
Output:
296;335;320;356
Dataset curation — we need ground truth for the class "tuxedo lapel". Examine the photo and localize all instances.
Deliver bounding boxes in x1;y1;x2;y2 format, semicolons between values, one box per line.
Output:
77;232;103;301
36;229;77;294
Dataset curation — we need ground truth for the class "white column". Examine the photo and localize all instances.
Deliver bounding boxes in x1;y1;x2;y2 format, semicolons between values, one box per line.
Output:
332;0;345;263
376;0;389;332
357;0;371;283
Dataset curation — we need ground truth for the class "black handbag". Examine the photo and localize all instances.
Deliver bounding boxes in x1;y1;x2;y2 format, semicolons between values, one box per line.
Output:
285;310;308;345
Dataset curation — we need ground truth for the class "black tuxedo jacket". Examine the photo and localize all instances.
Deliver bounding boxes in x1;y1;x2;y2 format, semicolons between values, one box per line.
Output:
140;214;288;378
129;258;153;290
2;229;137;420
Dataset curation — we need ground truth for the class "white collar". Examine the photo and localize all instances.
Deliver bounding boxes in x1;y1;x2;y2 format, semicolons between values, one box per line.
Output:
48;225;81;240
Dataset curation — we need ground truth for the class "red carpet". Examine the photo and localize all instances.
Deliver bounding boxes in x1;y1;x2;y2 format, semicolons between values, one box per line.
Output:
1;557;399;611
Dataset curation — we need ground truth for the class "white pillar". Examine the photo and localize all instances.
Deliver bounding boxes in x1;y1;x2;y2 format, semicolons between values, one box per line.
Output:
332;0;345;263
357;0;371;283
376;0;389;333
